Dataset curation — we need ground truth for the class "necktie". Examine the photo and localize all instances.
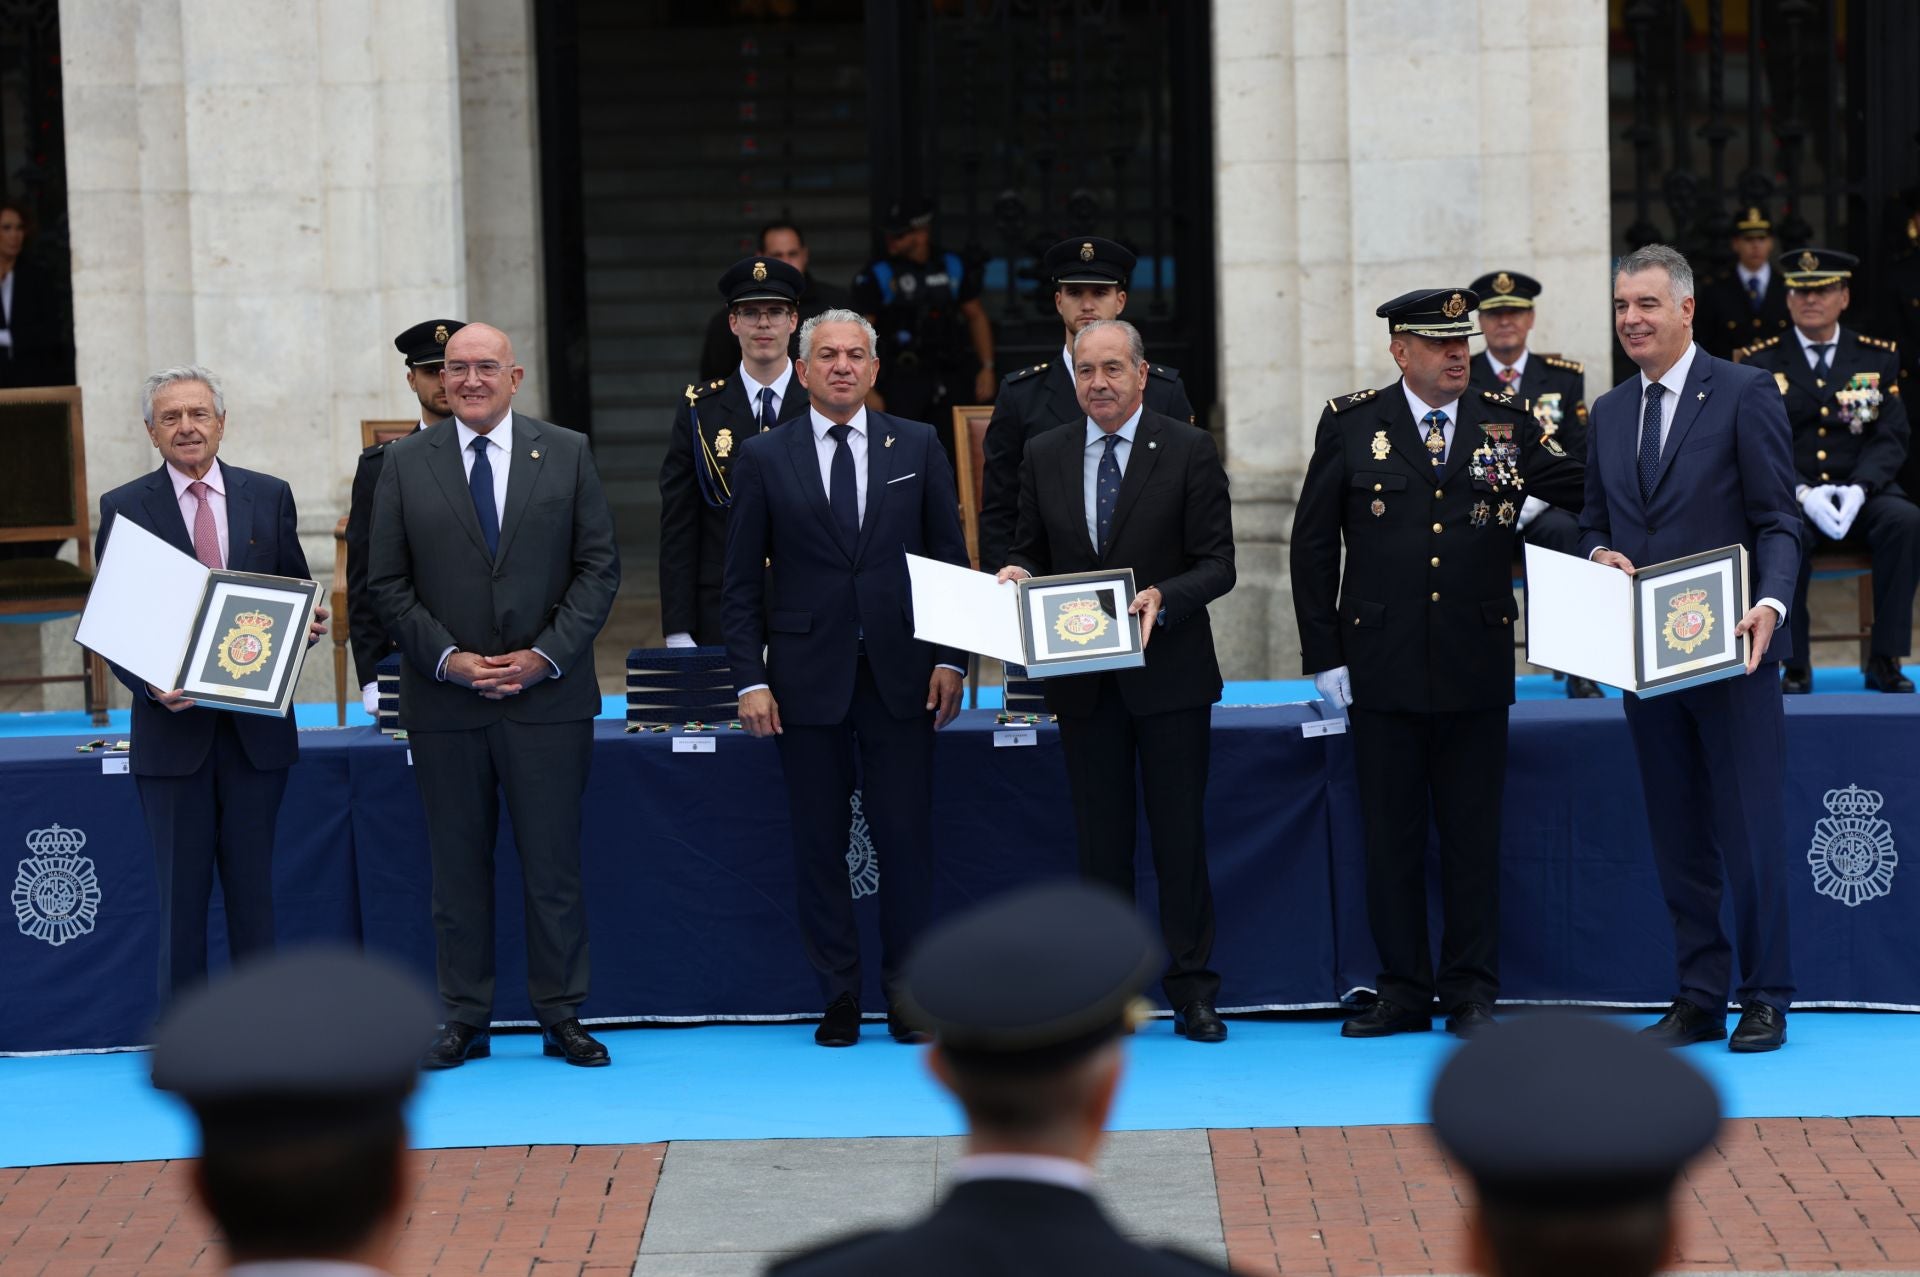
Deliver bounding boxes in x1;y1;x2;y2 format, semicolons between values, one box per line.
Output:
827;423;859;551
1422;410;1448;470
1095;433;1123;555
187;480;223;569
758;386;775;434
1498;366;1518;388
1746;276;1762;309
1638;382;1666;501
468;437;500;558
1812;343;1833;371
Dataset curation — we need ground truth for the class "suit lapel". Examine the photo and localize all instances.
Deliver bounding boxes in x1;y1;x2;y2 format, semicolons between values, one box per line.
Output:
784;412;846;559
426;420;493;559
493;417;546;563
222;467;254;571
776;374;810;424
139;467;195;557
854;413;895;561
1650;348;1713;497
1103;413;1163;555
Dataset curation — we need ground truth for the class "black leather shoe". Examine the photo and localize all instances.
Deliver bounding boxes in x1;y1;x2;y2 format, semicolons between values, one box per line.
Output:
1781;665;1813;695
815;993;860;1047
422;1021;490;1070
1341;1000;1431;1038
1730;1003;1787;1053
1445;1003;1497;1039
1174;1001;1228;1043
542;1018;610;1067
1865;656;1915;693
1565;675;1605;699
1639;999;1726;1047
887;1004;930;1044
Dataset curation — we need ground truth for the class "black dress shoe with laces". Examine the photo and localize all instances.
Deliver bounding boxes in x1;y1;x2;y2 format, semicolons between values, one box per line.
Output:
1445;1003;1497;1039
1566;675;1606;699
1341;999;1431;1038
1174;1001;1228;1043
887;1004;930;1044
422;1020;490;1070
1865;655;1915;693
1781;664;1813;695
815;993;861;1047
542;1018;610;1066
1640;999;1726;1047
1730;1003;1787;1052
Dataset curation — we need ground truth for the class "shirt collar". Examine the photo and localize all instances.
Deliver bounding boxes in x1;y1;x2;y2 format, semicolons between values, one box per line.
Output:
810;406;867;441
1400;380;1460;424
1739;264;1769;288
1084;404;1143;447
454;411;514;455
167;457;225;499
740;360;795;403
1062;343;1076;385
950;1153;1096;1194
1640;341;1699;401
1488;349;1529;380
1794;326;1839;355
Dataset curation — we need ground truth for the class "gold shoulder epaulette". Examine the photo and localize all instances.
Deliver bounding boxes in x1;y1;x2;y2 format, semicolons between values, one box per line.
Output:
1543;354;1585;375
686;379;727;403
1733;334;1782;362
1859;334;1899;354
1481;388;1526;411
1003;362;1049;383
1326;387;1377;414
1148;363;1181;381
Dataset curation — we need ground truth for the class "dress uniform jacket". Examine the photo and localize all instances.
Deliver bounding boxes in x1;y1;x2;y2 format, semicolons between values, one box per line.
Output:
1736;329;1911;493
1466;351;1589;464
344;428;419;687
1698;268;1791;360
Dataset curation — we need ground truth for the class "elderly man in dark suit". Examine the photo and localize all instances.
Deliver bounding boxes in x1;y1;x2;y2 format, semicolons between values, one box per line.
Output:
996;319;1236;1043
722;307;971;1048
1581;243;1801;1052
96;366;326;1003
369;322;621;1069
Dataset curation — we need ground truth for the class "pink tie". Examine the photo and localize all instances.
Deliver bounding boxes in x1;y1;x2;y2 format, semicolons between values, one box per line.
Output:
188;480;224;569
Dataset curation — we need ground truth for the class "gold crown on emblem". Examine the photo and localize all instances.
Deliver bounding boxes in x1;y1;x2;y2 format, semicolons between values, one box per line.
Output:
1441;292;1467;319
1079;241;1095;261
752;260;768;282
1060;597;1102;614
1669;587;1708;610
433;324;449;344
1798;250;1820;273
1492;271;1514;294
231;610;274;630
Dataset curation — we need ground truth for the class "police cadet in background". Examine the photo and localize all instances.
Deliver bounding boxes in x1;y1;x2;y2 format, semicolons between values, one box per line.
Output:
852;198;997;430
1466;270;1601;699
660;256;810;647
1696;206;1791;360
977;236;1196;570
696;222;851;383
1735;248;1919;695
772;883;1232;1276
1290;288;1584;1041
1432;1016;1721;1277
152;949;437;1276
344;319;464;714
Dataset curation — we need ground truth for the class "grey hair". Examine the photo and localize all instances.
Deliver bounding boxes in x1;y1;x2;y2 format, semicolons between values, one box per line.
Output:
1615;244;1695;305
1072;318;1146;365
798;308;880;362
142;365;226;425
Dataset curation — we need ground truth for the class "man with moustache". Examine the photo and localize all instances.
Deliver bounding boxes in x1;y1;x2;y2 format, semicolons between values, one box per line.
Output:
1581;244;1799;1052
722;308;970;1047
1291;289;1583;1040
697;223;850;382
977;236;1196;570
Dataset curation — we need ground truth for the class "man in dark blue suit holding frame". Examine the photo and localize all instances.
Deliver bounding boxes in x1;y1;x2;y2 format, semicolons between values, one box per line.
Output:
723;308;971;1048
1579;244;1801;1052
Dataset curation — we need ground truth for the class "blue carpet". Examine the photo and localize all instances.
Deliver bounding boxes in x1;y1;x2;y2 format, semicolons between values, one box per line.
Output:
4;1011;1916;1168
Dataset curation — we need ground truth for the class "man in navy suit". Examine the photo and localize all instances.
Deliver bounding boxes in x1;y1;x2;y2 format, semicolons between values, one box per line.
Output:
95;367;326;1004
723;308;971;1047
1579;244;1801;1052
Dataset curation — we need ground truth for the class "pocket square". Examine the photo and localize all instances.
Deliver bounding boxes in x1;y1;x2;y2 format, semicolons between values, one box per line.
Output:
886;472;918;484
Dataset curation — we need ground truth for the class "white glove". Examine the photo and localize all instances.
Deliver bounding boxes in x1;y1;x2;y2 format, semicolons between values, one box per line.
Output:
1833;484;1867;539
360;682;379;716
1313;665;1352;709
1515;495;1550;531
1800;485;1845;540
664;632;697;649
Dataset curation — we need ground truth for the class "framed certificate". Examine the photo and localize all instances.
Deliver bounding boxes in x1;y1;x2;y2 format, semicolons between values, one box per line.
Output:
1015;569;1146;678
1632;545;1750;694
177;572;325;715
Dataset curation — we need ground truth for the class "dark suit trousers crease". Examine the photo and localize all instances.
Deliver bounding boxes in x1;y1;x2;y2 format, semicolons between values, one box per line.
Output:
134;714;287;1002
1347;705;1506;1012
409;718;594;1027
1055;673;1220;1008
1791;495;1920;659
1623;673;1795;1012
775;657;935;1003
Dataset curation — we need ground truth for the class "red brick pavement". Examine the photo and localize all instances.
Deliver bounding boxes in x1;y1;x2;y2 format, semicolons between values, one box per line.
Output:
1210;1118;1920;1276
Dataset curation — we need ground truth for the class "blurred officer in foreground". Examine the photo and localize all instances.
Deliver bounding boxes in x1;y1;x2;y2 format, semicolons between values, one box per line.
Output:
772;882;1232;1276
1432;1015;1721;1277
152;949;437;1275
853;198;996;427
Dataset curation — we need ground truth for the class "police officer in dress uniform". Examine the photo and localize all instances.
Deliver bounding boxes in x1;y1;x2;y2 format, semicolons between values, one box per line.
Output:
1290;288;1584;1040
1432;1016;1721;1277
1467;270;1602;699
1697;206;1792;360
977;236;1197;570
343;320;464;715
658;256;811;648
151;949;437;1275
1735;248;1919;694
771;883;1232;1277
696;222;851;383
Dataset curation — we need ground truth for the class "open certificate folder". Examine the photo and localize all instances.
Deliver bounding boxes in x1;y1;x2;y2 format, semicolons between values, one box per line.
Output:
1524;542;1751;697
905;553;1146;679
75;516;324;716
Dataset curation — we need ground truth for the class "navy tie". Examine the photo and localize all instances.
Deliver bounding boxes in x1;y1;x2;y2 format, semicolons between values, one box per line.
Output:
1812;343;1833;372
1637;382;1666;502
1746;276;1762;310
758;386;776;434
1095;433;1123;555
827;423;859;552
468;437;500;557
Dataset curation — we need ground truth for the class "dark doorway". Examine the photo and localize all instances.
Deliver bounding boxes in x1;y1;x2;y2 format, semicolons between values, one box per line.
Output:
0;0;75;392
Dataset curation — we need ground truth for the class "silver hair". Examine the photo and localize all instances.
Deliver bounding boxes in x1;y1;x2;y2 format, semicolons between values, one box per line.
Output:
1072;318;1146;365
142;365;226;425
798;308;880;362
1615;244;1695;304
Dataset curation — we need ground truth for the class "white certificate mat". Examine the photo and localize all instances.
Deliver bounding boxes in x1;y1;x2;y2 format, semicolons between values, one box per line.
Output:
74;516;208;692
905;553;1026;665
1523;543;1635;690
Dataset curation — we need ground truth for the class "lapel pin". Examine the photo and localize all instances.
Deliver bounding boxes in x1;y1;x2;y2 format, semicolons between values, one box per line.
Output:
530;449;541;459
884;434;895;448
1148;440;1157;450
1696;392;1705;401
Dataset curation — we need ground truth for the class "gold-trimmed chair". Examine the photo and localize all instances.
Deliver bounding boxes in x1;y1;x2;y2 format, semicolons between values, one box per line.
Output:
950;404;996;705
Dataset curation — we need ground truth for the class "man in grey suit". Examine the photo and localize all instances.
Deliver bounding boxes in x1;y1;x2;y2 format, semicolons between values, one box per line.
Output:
369;322;621;1069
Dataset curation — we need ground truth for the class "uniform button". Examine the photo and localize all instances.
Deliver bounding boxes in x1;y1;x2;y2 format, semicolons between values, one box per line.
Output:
1432;522;1443;534
1430;591;1440;602
1819;406;1829;417
764;557;772;568
1373;483;1383;492
1434;489;1444;499
1818;427;1828;437
1430;556;1440;567
1821;471;1831;480
1503;617;1512;626
1817;449;1828;460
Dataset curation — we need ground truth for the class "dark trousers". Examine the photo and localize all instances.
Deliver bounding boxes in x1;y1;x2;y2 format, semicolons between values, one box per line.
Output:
1623;671;1795;1013
1347;705;1507;1013
776;657;935;1003
134;714;287;1003
1055;674;1220;1008
1791;493;1920;662
410;718;594;1028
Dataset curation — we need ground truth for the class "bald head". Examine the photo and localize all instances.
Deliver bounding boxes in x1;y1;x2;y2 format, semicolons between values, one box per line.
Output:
444;323;514;366
440;322;523;433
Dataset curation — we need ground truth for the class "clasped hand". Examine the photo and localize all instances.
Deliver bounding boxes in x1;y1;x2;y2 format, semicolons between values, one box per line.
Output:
445;649;551;700
1801;484;1865;541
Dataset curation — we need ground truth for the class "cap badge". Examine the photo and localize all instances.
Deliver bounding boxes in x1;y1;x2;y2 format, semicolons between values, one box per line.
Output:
1441;292;1467;319
1492;272;1514;295
1079;242;1094;261
752;260;768;282
1798;250;1820;273
433;324;449;344
1748;206;1761;223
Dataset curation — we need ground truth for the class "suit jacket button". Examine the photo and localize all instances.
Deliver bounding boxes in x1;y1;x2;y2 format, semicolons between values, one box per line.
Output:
1646;525;1657;535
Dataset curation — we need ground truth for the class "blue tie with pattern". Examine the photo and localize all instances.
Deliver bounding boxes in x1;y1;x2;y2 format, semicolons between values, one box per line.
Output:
1422;410;1447;471
1096;433;1123;555
468;437;499;557
1637;382;1666;502
758;386;775;433
827;423;859;552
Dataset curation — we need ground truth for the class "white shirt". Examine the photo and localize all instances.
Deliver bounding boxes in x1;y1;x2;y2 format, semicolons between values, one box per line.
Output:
1636;340;1700;452
1083;407;1143;550
1485;349;1530;385
1060;343;1077;387
951;1152;1096;1194
454;411;513;528
1738;264;1771;297
1794;326;1840;370
741;361;796;422
1400;382;1460;464
168;458;229;567
811;406;870;524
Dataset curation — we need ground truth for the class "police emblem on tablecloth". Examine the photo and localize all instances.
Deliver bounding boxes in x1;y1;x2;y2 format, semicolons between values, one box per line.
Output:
1807;784;1897;907
216;610;274;680
1662;587;1714;654
1836;372;1883;434
846;790;879;899
1052;597;1110;647
12;824;101;947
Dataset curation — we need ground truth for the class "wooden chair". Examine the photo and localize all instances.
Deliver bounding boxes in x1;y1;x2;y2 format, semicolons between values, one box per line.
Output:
0;386;108;723
332;419;419;724
1807;549;1875;670
950;404;996;705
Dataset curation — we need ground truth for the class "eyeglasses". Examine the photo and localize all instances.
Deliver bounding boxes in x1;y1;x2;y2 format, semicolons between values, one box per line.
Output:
442;360;508;380
733;306;795;326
